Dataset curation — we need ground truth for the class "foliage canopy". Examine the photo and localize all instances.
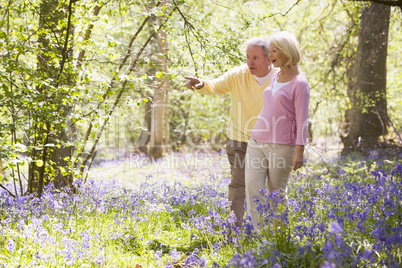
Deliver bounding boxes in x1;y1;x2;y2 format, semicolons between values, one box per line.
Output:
0;0;401;196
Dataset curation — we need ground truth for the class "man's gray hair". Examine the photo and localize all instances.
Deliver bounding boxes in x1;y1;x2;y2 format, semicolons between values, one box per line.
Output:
246;37;270;58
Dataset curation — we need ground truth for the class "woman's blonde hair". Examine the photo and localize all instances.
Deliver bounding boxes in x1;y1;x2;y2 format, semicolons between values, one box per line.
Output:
269;31;301;65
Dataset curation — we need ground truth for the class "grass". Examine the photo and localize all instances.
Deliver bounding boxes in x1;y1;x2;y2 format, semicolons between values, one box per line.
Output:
0;148;401;267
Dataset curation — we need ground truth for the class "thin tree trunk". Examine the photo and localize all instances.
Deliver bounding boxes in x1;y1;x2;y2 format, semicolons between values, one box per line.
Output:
149;0;169;160
76;5;102;69
138;97;152;153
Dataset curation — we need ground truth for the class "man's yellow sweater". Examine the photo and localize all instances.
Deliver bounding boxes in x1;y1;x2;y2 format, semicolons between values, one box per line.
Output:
195;64;275;143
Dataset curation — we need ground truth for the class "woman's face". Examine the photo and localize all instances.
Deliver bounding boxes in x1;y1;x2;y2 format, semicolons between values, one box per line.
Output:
269;44;289;68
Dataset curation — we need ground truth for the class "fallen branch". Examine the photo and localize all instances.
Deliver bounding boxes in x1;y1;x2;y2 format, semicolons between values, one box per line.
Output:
0;183;16;198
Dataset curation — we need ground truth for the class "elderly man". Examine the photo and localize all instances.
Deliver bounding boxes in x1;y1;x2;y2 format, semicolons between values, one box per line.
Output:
185;37;277;227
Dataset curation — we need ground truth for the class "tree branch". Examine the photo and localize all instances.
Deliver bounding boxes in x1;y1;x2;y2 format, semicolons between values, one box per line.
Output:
57;0;75;83
306;144;333;174
278;0;302;17
387;114;402;144
76;5;103;69
349;0;402;7
0;183;15;198
173;1;208;75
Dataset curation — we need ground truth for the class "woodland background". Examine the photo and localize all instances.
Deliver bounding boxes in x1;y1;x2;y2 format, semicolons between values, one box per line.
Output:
0;0;401;196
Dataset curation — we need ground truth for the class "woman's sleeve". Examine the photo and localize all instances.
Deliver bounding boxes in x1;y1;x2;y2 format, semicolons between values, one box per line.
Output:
294;83;310;145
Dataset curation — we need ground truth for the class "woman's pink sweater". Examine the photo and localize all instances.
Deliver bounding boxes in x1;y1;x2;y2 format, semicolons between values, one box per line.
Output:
251;71;310;146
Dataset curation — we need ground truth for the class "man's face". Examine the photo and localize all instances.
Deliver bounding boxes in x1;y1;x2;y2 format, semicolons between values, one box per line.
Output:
246;45;271;78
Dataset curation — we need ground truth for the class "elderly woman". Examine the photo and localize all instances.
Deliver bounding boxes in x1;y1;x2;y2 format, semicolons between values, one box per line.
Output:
245;31;310;229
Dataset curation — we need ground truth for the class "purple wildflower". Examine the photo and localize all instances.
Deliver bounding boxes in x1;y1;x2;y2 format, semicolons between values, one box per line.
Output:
169;248;180;261
329;221;343;234
188;209;195;216
6;239;15;253
321;261;336;268
272;262;282;268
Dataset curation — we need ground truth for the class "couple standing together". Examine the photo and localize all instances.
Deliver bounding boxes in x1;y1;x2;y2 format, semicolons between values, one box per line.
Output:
185;31;310;230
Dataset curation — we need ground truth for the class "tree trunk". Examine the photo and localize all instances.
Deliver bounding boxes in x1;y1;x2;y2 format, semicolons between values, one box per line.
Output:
51;125;75;188
29;0;75;195
0;157;5;181
342;3;390;154
149;0;169;160
138;97;152;154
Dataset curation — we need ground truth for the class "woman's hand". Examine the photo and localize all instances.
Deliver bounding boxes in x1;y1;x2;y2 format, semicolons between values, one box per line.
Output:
293;145;304;171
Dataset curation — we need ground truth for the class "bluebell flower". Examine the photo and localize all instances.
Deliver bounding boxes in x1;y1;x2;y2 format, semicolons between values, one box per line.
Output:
1;218;12;228
321;261;336;268
238;249;257;267
323;241;335;259
6;238;15;253
329;221;343;234
198;257;207;267
362;249;375;262
272;262;282;268
184;254;198;265
169;248;180;261
95;253;106;265
188;209;195;216
155;249;162;260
